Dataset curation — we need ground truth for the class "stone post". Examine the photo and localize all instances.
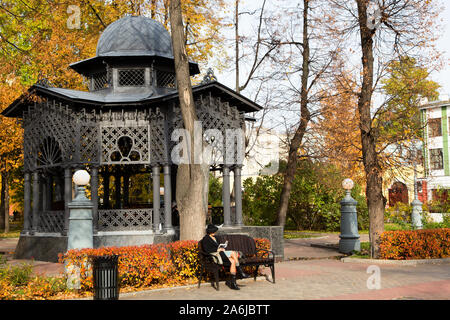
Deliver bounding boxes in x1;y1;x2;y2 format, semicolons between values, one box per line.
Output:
411;166;423;230
339;179;360;254
67;170;93;250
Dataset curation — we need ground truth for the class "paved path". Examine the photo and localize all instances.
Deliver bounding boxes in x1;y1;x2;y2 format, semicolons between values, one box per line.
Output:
0;238;64;277
120;259;450;300
2;234;449;300
283;233;369;260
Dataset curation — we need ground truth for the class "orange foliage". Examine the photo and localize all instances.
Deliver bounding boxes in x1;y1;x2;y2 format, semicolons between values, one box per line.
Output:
59;238;271;293
379;229;450;260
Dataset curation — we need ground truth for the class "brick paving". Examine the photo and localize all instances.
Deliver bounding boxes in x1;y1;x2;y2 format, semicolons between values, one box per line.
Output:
120;259;450;300
1;234;449;300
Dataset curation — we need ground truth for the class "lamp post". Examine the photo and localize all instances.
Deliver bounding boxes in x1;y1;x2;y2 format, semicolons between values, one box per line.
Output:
67;169;93;250
411;165;423;230
339;178;360;254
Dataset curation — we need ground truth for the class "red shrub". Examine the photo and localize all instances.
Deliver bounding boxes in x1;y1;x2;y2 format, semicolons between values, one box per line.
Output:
379;228;450;260
59;238;271;292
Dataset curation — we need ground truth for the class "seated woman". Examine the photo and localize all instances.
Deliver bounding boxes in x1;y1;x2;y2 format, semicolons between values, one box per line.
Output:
200;224;249;290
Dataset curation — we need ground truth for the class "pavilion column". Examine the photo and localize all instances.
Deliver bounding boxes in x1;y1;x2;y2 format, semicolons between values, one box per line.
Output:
91;166;99;234
222;165;232;227
152;165;161;233
63;167;72;236
31;171;40;234
163;164;174;233
233;165;243;226
23;172;31;234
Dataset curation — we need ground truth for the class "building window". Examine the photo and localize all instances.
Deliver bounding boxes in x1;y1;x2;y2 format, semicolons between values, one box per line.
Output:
430;148;443;170
156;70;176;88
428;118;442;137
118;69;145;86
92;71;109;91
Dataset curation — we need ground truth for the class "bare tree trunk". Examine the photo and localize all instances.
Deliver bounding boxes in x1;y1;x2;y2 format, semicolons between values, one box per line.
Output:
170;0;207;241
355;0;384;258
276;0;311;227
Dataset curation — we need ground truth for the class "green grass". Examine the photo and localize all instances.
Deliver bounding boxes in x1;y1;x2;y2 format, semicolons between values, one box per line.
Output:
0;221;22;239
283;231;324;239
349;241;371;259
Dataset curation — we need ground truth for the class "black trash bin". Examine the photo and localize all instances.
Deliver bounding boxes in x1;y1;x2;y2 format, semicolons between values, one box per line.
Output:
91;255;120;300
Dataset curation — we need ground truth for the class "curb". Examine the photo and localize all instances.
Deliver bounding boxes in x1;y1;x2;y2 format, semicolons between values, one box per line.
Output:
71;276;269;300
310;243;339;250
341;257;450;265
283;255;344;262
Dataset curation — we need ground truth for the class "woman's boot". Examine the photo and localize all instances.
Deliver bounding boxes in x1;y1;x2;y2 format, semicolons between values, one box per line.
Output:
236;266;250;279
226;274;240;290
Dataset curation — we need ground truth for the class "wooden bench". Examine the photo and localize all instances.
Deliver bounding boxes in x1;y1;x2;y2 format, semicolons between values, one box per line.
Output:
197;234;275;290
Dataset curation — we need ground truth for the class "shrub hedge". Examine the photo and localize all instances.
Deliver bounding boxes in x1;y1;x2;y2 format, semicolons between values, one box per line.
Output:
379;228;450;260
59;238;271;293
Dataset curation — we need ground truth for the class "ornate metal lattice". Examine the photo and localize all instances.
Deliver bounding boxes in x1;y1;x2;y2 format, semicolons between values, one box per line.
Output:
37;137;63;167
92;71;109;90
170;94;245;166
37;211;65;233
23;100;79;171
100;125;150;164
97;208;153;231
156;70;176;88
118;69;145;86
150;108;168;164
80;125;99;163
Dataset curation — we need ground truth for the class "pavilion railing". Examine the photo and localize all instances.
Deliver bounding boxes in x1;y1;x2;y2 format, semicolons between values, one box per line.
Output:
37;210;65;233
98;208;163;232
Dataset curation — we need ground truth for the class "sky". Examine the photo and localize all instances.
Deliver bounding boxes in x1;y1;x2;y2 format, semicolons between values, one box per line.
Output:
432;3;450;97
215;0;450;100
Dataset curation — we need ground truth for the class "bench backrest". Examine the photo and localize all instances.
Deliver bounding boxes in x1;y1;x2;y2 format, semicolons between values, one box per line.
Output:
215;234;257;256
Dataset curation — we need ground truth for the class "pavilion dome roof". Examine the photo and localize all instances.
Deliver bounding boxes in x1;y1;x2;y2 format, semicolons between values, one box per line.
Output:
96;16;173;59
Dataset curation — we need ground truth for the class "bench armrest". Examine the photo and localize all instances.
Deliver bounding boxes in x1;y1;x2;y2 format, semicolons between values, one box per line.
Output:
255;248;275;260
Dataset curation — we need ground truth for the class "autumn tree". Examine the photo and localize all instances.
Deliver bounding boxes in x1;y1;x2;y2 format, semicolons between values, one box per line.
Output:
270;0;339;227
0;0;227;232
314;66;365;187
169;0;209;240
315;56;439;200
327;0;442;257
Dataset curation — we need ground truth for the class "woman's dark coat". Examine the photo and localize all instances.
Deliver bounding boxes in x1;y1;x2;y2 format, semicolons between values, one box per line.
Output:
200;235;231;266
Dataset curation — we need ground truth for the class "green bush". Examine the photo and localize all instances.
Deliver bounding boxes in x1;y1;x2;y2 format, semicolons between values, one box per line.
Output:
385;202;412;224
243;160;368;231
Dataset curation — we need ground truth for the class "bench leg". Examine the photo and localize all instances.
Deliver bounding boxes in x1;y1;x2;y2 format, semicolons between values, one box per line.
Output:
253;266;258;281
270;264;275;283
198;265;205;288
